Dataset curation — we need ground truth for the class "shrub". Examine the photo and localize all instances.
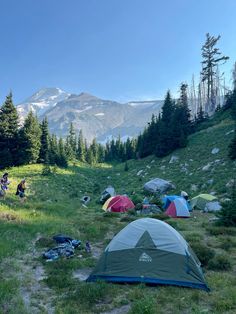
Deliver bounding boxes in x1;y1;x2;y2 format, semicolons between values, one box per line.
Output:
124;161;129;171
150;196;163;207
207;254;232;271
190;242;215;266
41;164;51;176
131;195;143;205
103;212;119;218
216;183;236;226
135;203;143;211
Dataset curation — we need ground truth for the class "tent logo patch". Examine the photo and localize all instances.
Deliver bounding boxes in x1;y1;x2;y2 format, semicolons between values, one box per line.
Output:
139;252;152;262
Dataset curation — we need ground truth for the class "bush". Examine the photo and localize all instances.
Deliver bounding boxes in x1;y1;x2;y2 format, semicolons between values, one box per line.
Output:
135;203;143;211
131;195;143;205
41;164;51;176
216;183;236;226
190;242;215;266
150;196;163;207
207;254;232;271
124;161;129;171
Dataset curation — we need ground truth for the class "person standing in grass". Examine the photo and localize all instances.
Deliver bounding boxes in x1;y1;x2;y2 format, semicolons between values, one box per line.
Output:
16;179;26;202
0;173;10;199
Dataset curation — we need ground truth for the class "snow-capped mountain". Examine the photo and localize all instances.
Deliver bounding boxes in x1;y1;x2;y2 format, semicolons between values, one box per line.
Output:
17;88;163;142
17;87;69;123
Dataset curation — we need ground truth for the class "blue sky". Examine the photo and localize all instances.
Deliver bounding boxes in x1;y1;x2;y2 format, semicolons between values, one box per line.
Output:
0;0;236;104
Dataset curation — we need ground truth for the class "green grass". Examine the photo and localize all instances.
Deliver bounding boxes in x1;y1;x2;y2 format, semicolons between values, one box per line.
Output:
0;113;236;313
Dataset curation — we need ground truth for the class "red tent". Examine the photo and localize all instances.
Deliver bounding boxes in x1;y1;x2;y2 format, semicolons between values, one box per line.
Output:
103;195;135;212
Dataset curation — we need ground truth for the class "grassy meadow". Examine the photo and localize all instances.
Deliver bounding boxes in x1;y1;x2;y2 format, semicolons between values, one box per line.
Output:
0;113;236;314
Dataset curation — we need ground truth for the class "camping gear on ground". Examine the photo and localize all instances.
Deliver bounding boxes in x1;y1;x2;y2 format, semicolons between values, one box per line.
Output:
100;186;116;204
102;195;135;212
85;241;91;253
190;194;217;210
87;218;209;291
144;178;175;194
164;197;190;218
204;201;222;212
43;235;81;261
181;191;189;200
141;204;162;215
81;195;91;205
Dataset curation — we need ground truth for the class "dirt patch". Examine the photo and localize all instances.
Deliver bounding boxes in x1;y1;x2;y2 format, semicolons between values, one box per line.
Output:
72;268;92;281
102;304;131;314
2;234;56;314
91;242;104;259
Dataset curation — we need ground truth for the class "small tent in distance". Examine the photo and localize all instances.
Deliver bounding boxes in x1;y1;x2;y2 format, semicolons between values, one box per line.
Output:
102;195;135;212
87;218;209;291
190;194;217;210
165;197;190;218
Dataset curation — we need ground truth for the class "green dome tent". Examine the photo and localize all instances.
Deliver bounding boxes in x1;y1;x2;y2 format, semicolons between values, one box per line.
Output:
190;194;217;210
87;218;209;291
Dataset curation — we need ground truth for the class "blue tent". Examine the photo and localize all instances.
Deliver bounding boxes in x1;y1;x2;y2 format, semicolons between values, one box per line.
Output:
162;195;192;211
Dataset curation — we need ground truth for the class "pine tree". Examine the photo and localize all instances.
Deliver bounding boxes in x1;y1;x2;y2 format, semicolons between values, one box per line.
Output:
19;111;42;164
0;92;19;168
155;91;176;157
201;33;229;113
39;117;50;163
57;138;68;167
48;134;59;165
228;131;236;160
77;129;86;162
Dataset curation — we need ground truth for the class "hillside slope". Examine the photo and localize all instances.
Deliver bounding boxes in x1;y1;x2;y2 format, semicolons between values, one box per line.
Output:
0;111;236;313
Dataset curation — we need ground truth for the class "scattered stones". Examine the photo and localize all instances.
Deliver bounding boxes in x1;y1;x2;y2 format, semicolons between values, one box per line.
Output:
169;155;179;163
189;159;193;162
137;170;143;176
146;165;151;169
202;163;211;171
207;179;214;185
116;173;120;176
214;159;221;164
160;165;166;170
211;148;219;154
191;184;198;192
226;179;235;188
151;160;155;163
225;130;234;135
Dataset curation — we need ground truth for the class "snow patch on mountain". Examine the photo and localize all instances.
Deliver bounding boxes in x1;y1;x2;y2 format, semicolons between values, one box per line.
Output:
94;112;105;116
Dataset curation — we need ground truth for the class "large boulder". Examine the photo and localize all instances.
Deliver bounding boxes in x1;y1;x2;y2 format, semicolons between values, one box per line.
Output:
204;201;222;212
144;178;175;194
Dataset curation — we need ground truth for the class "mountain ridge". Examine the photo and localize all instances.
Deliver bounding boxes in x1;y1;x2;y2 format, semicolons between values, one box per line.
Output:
16;87;163;142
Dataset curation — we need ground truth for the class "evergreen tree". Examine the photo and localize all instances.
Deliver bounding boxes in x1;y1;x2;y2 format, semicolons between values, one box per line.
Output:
19;111;42;164
155;91;176;157
0;92;19;168
228;131;236;160
201;33;229;113
48;134;59;165
66;123;77;159
57;138;68;167
90;138;99;164
39;117;50;163
77;129;86;162
97;143;105;163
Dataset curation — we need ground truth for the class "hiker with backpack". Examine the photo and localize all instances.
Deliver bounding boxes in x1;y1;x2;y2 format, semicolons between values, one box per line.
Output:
0;173;10;199
16;179;26;202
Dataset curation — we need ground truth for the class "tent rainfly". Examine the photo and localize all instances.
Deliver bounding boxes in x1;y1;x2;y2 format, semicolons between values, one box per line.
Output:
87;218;209;291
190;194;217;210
